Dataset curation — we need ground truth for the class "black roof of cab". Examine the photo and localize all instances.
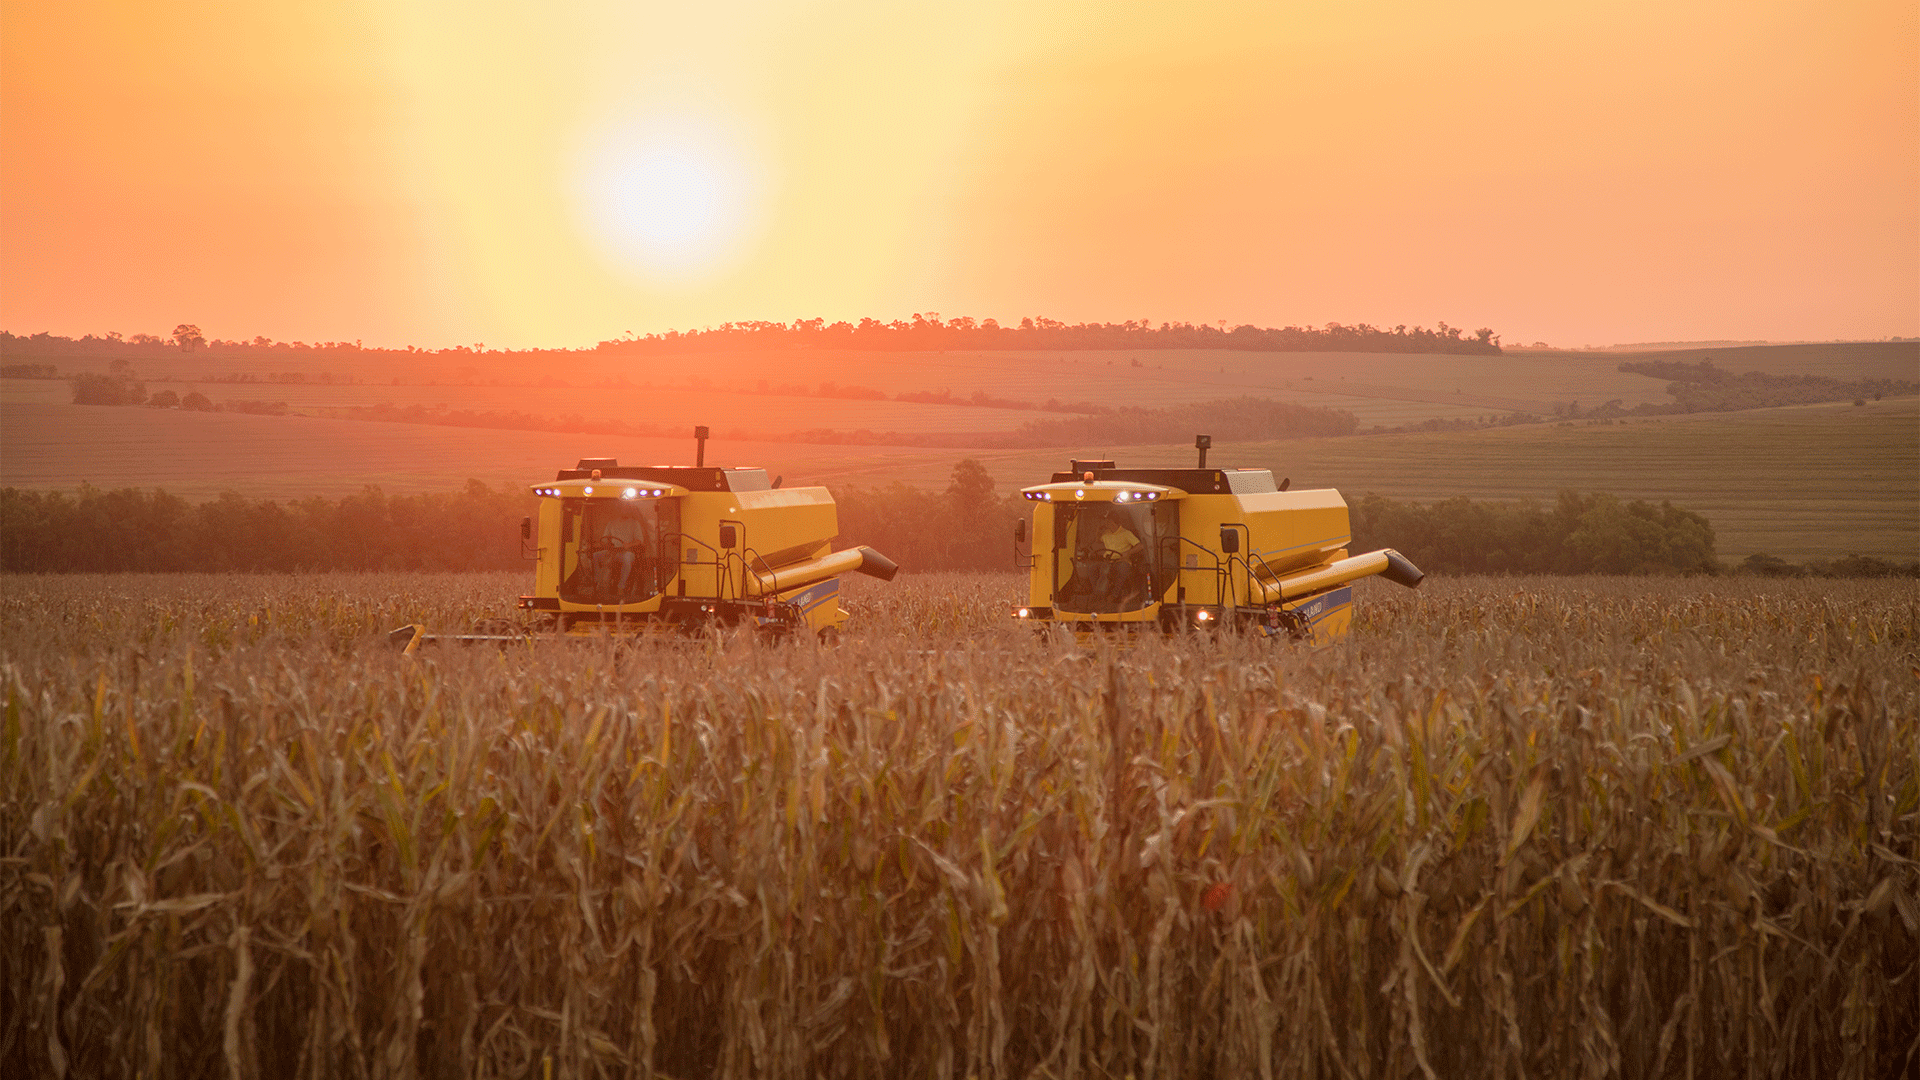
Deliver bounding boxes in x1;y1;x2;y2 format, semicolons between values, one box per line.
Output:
555;459;771;492
1048;463;1277;495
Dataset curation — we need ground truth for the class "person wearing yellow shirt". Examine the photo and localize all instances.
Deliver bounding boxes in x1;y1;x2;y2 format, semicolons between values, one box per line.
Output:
1077;516;1143;606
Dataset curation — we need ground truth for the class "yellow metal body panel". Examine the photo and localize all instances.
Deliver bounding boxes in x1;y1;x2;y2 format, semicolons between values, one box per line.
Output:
1026;501;1055;611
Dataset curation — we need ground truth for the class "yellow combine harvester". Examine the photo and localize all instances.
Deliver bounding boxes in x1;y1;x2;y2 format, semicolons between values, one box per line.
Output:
1012;435;1423;642
391;428;897;650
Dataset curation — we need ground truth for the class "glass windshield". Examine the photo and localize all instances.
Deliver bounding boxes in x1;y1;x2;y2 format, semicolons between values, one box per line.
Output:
1052;501;1177;613
559;498;679;605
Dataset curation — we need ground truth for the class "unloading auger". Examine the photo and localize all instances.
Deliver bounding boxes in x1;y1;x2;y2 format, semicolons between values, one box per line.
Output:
1010;435;1423;642
389;427;898;652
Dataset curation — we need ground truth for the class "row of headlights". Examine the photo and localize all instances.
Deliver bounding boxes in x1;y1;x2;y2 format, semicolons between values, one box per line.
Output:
531;486;671;499
1020;489;1164;502
1010;605;1216;622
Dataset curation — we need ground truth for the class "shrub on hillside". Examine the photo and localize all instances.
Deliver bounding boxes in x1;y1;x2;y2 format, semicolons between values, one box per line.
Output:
1350;490;1720;575
1736;552;1920;578
69;372;145;405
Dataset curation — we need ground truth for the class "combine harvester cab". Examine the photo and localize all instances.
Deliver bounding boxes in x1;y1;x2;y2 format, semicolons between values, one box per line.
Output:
393;428;897;650
1012;435;1423;643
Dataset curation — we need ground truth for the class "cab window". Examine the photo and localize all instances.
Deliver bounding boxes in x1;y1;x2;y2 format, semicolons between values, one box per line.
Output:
559;499;679;604
1051;502;1176;613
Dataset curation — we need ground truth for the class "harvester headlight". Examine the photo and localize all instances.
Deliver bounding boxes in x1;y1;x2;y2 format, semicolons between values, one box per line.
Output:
1075;488;1085;499
622;487;638;499
1016;607;1031;618
583;486;594;495
1195;609;1213;622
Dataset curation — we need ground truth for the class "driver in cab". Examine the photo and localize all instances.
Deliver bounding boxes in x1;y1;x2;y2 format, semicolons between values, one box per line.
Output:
590;513;651;599
1079;516;1143;601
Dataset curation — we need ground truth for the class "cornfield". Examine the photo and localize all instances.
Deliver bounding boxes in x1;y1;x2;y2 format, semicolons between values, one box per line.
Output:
2;571;1915;1078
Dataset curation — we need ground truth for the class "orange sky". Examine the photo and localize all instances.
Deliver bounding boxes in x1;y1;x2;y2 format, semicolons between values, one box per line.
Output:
3;1;1915;349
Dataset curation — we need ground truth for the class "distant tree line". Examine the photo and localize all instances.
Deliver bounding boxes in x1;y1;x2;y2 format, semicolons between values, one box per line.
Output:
0;482;533;573
69;371;285;414
833;461;1023;572
0;472;1018;576
2;314;1504;362
1732;553;1920;579
1598;359;1918;416
1347;491;1914;578
589;315;1502;355
1349;491;1722;575
2;329;384;358
10;473;1905;578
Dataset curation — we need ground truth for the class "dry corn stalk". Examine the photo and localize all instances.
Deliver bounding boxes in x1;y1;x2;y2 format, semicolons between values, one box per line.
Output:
1;572;1915;1078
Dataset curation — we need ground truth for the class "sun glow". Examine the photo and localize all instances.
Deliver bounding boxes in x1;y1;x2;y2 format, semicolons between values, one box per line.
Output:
570;114;763;285
0;1;1912;346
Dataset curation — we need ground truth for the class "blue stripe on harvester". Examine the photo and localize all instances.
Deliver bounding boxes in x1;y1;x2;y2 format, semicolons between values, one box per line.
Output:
788;578;839;614
1289;586;1351;625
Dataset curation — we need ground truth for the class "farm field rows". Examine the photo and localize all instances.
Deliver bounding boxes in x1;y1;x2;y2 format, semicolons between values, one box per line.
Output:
902;399;1920;563
5;395;1914;562
0;401;948;501
0;378;1048;436
17;341;1913;432
6;341;1915;562
2;571;1913;1077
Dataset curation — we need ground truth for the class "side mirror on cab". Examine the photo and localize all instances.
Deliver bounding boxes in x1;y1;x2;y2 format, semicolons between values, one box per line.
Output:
520;516;531;541
1014;520;1027;544
1219;527;1240;554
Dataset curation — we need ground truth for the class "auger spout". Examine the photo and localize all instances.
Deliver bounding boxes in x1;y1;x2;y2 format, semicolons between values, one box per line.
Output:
748;545;898;597
1245;547;1425;605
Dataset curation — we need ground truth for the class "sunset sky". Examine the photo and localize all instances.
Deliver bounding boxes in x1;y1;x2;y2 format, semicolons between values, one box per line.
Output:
3;1;1915;350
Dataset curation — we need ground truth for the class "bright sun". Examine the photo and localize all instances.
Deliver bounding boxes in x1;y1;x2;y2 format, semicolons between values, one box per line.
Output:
570;114;760;285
